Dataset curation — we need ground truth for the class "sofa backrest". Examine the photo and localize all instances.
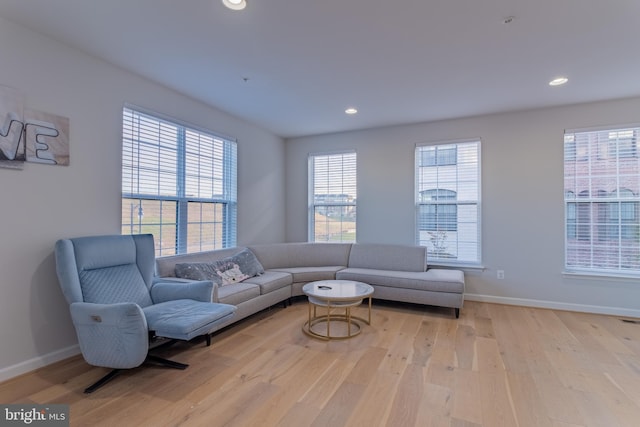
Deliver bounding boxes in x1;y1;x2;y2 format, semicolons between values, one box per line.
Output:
155;247;246;277
347;243;427;272
155;242;426;276
248;243;352;269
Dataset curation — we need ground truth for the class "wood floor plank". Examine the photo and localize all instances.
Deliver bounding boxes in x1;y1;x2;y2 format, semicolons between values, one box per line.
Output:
378;310;423;375
275;401;322;427
415;381;453;427
603;366;640;406
430;317;458;366
343;369;399;426
344;346;388;385
473;316;495;339
478;372;517;427
411;318;439;366
555;312;629;366
452;368;482;425
487;304;531;374
450;418;482;427
530;368;585;425
573;389;632;427
1;300;638;427
296;357;355;410
386;363;424;426
454;324;476;370
310;381;366;427
600;316;640;355
507;372;553;427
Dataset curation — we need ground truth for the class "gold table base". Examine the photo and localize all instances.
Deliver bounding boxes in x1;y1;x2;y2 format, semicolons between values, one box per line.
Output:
302;297;372;341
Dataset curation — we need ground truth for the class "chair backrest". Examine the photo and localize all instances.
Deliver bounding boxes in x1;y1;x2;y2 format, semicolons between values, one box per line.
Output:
55;234;156;307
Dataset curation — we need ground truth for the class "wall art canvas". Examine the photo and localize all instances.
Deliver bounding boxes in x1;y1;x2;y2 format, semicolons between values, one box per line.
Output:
0;86;26;169
0;85;70;169
24;108;70;165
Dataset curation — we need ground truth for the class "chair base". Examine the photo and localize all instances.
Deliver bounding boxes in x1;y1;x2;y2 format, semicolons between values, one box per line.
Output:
83;355;189;394
84;369;121;394
145;355;189;370
83;334;216;393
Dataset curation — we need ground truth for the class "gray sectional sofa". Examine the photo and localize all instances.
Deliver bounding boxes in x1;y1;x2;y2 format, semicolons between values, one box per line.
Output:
155;242;465;331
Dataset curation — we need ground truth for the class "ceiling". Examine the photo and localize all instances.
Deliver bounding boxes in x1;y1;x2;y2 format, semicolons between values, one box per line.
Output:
1;0;639;139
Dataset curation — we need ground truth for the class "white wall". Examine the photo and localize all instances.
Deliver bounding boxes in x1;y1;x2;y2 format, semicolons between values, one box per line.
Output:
0;16;285;381
286;97;640;317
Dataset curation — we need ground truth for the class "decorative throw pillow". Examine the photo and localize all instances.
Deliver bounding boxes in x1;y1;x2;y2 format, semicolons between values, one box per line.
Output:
174;263;223;285
229;248;265;277
213;260;250;285
174;248;264;286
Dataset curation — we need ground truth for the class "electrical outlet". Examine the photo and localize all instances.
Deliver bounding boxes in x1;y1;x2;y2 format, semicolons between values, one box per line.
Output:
497;270;505;280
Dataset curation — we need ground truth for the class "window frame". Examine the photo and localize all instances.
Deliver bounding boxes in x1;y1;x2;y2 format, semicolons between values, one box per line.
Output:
121;105;237;256
308;150;357;243
415;139;482;266
564;124;640;278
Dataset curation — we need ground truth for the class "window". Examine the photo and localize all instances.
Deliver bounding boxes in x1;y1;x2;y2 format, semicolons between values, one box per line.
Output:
416;140;481;264
309;151;356;242
122;106;237;256
564;125;640;275
608;129;637;159
420;145;457;166
419;189;457;232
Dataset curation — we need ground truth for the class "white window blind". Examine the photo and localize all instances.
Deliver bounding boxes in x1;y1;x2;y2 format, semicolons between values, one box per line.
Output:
564;125;640;276
415;140;481;264
309;151;357;242
122;107;237;256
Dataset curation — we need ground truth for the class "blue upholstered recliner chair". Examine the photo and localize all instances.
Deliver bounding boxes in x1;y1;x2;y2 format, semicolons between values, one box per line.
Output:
54;234;236;393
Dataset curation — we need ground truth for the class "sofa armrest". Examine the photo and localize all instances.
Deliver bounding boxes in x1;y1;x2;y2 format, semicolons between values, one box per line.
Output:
150;279;216;303
69;302;148;369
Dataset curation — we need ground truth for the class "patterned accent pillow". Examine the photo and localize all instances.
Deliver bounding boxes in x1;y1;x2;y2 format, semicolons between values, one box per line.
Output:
213;260;250;285
174;262;222;284
174;248;264;286
230;248;265;277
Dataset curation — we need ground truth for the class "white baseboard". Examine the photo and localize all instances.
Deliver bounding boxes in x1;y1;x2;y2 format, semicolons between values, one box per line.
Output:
464;293;640;318
0;345;80;383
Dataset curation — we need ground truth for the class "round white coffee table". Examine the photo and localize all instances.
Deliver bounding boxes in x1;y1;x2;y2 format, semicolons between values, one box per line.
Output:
302;280;374;340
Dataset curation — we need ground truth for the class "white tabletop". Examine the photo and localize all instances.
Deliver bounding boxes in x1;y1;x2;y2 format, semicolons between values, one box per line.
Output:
302;280;374;301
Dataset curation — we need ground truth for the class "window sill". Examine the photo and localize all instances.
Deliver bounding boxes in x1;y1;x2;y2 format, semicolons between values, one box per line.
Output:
429;262;485;271
562;270;640;281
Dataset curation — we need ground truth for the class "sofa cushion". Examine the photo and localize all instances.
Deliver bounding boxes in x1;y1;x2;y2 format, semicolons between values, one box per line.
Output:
347;243;427;272
217;282;261;306
143;299;236;341
336;268;464;294
174;248;265;286
248;243;352;269
269;266;345;283
243;271;292;295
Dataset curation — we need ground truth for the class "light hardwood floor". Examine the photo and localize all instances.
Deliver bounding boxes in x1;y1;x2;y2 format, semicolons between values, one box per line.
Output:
1;300;639;427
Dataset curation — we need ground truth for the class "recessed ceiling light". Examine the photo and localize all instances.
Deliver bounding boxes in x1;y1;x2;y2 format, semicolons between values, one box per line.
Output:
222;0;247;11
549;77;568;86
345;108;358;115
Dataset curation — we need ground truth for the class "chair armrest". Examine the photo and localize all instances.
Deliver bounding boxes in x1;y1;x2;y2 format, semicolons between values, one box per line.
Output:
150;279;216;303
69;302;148;369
